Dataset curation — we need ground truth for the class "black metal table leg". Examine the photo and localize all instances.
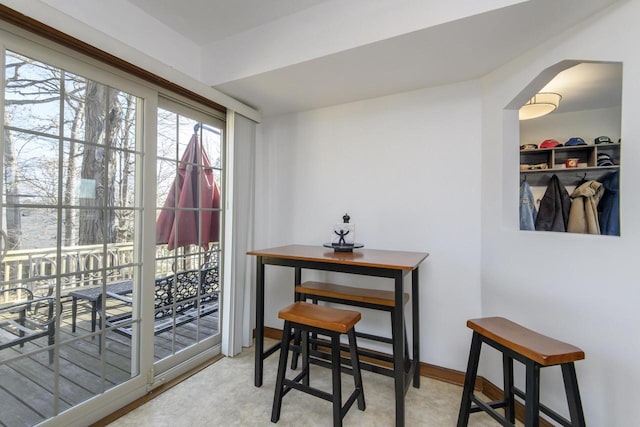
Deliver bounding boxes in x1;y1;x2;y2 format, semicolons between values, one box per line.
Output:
255;256;265;387
393;271;405;427
412;268;420;388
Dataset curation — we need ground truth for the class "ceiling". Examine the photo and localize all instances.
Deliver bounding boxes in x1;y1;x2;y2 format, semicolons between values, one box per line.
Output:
124;0;623;116
126;0;331;46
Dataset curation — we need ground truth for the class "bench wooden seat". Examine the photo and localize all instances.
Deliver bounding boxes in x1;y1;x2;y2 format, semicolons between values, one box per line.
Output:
467;317;584;366
272;302;365;426
457;316;586;427
293;281;409;377
295;281;409;308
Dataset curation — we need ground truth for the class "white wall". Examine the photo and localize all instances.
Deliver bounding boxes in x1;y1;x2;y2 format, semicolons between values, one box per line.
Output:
256;80;483;369
482;1;640;425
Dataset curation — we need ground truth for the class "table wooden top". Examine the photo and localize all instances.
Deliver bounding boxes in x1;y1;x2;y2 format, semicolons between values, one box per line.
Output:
247;244;429;271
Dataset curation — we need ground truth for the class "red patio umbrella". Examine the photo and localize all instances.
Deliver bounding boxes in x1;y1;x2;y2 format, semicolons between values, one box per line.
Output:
156;133;220;251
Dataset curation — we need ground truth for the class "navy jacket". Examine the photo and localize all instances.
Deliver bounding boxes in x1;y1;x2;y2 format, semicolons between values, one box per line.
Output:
598;171;619;236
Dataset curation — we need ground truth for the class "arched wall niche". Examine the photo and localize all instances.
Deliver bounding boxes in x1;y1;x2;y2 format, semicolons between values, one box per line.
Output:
511;60;623;236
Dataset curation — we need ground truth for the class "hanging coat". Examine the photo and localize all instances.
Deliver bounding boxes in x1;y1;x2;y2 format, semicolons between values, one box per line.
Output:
535;174;571;232
598;171;619;236
567;180;604;234
519;180;537;230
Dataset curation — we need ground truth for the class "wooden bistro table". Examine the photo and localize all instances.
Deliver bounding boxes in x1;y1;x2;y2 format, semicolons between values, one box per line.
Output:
247;244;429;427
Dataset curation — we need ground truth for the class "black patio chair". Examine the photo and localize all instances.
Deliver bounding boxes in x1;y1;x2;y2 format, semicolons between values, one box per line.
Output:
0;287;56;363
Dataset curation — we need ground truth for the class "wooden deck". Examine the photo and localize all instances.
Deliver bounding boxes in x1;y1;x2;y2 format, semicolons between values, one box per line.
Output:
0;296;219;426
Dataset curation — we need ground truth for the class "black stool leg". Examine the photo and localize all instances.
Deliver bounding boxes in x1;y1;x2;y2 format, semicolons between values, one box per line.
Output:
503;353;515;423
290;328;301;369
457;332;482;427
290;291;304;370
562;362;586;427
272;321;292;423
348;328;366;410
291;295;318;370
524;361;541;427
301;328;310;386
331;332;343;427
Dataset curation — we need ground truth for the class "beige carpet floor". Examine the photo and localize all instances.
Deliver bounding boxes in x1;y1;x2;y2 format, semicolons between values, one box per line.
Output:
108;340;505;426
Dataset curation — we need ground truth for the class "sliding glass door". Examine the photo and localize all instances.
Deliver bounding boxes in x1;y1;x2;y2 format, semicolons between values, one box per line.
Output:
152;99;223;375
0;35;225;425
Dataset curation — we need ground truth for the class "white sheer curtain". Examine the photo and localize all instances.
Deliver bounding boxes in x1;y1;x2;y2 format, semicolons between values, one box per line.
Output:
222;112;256;356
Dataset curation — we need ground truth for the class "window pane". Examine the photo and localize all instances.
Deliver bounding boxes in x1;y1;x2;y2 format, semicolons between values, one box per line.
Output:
154;105;222;363
5;51;61;136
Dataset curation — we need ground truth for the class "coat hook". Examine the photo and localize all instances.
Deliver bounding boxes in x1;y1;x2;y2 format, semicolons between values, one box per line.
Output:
576;173;587;184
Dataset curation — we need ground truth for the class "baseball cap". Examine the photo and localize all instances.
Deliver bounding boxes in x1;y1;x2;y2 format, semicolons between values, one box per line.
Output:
520;143;538;150
539;139;561;149
594;136;614;144
564;137;587;146
597;153;614;166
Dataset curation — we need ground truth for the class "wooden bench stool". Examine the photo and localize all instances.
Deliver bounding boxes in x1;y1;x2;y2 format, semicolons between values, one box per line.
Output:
272;301;366;427
293;281;410;377
457;317;586;427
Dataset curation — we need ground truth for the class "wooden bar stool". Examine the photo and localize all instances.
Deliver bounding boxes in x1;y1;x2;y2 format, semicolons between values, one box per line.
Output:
457;317;586;427
271;301;366;427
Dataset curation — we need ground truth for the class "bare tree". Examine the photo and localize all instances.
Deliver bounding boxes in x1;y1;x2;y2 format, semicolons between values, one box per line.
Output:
3;111;21;250
114;94;135;242
3;55;61;250
5;52;135;249
78;81;122;245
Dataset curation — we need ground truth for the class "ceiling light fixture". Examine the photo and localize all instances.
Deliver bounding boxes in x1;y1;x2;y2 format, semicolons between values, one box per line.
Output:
519;92;562;120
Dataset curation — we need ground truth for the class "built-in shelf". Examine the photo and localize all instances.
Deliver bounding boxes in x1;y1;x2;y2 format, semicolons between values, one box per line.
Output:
520;143;620;186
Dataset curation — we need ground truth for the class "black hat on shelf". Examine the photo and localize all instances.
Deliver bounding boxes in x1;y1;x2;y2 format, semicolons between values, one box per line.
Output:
597;153;614;166
594;136;614;144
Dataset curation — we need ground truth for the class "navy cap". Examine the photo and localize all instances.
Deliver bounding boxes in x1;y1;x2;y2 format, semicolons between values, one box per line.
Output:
564;137;587;146
597;153;614;166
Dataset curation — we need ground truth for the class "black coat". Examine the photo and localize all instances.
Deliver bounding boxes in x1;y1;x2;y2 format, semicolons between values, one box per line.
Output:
535;174;571;232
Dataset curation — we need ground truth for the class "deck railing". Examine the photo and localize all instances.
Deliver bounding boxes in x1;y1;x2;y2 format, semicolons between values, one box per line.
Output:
0;243;219;304
0;243;133;297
